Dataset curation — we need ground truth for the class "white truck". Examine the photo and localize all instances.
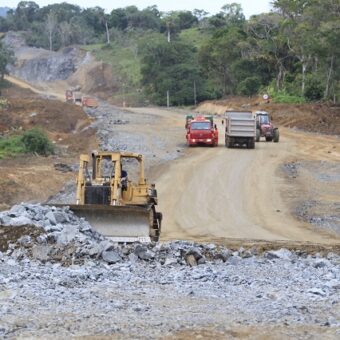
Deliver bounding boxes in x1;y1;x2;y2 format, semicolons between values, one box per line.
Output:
224;111;256;149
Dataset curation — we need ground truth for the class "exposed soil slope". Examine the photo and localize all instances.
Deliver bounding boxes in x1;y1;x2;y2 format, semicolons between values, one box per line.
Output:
197;96;340;135
0;84;96;209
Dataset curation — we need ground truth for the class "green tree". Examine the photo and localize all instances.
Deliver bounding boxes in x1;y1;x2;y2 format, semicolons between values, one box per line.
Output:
109;8;128;30
237;76;261;95
273;0;340;101
246;13;290;90
209;3;245;29
199;27;245;95
0;42;15;83
13;1;39;30
139;37;205;105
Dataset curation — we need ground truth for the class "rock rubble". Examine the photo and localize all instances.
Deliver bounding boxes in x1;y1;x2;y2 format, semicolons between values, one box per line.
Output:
1;204;339;338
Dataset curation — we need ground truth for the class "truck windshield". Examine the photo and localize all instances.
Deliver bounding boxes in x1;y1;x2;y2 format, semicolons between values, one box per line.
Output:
191;122;211;130
259;115;269;124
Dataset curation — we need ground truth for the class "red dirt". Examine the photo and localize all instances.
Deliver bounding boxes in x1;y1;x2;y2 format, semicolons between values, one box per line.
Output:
0;84;97;210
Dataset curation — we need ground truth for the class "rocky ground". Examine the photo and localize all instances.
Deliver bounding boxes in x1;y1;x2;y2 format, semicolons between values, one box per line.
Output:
282;160;340;235
0;204;339;339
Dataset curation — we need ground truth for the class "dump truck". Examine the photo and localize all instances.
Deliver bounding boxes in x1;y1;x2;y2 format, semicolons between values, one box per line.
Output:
56;151;162;242
186;115;218;146
66;88;98;108
82;96;98;108
65;86;81;103
65;89;82;105
255;111;279;142
224;111;256;149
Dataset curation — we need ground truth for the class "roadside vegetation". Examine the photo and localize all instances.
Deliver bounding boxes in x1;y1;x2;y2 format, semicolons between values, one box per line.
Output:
0;1;339;105
0;128;54;159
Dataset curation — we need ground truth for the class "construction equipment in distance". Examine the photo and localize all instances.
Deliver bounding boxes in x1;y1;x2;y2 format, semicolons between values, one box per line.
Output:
186;114;218;146
65;88;98;108
224;111;256;149
67;151;162;242
255;111;280;142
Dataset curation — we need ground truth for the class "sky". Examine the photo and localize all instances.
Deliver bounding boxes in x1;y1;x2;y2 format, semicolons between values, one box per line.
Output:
3;1;273;18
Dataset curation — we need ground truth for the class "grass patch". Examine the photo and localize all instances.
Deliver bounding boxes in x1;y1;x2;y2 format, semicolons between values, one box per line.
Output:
272;93;306;104
0;128;54;159
267;89;306;104
0;135;25;159
85;39;142;87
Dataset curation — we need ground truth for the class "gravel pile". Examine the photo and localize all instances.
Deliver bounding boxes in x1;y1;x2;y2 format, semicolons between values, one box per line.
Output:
0;203;246;267
84;103;183;168
0;204;339;338
0;203;257;268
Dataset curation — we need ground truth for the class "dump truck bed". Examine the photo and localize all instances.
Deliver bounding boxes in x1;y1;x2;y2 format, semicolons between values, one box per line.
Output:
225;111;256;137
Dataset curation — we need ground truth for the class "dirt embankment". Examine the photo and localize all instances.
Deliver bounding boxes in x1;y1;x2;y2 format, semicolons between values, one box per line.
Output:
0;85;96;210
197;96;340;136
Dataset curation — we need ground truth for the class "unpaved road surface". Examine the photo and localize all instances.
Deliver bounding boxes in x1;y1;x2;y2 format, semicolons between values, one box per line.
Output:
126;109;339;246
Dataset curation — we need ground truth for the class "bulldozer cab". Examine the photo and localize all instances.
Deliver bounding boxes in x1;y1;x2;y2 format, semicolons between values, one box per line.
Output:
76;151;149;207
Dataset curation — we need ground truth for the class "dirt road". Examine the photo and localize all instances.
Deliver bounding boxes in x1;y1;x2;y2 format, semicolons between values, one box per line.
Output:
128;108;339;245
4;76;339;246
5;75;66;101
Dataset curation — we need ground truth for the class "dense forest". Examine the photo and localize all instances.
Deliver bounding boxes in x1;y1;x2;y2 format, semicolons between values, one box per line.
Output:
0;1;339;105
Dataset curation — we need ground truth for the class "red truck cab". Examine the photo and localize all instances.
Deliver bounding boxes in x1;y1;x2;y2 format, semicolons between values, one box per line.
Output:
186;115;218;146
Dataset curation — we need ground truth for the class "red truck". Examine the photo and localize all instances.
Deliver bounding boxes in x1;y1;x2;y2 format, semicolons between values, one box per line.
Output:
186;115;218;146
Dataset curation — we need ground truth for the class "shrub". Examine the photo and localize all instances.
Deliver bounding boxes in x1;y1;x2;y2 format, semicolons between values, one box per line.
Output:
267;86;306;104
21;128;54;156
304;75;324;101
237;77;261;96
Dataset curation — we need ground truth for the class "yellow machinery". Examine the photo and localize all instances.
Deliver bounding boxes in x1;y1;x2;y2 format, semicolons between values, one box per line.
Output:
67;151;162;242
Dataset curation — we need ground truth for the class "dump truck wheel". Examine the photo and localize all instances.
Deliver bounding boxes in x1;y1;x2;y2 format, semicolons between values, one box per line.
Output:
226;137;234;148
273;129;280;142
225;136;229;148
248;140;255;149
256;129;260;142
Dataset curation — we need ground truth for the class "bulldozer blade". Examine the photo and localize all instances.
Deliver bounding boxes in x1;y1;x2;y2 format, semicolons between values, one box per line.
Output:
54;204;152;242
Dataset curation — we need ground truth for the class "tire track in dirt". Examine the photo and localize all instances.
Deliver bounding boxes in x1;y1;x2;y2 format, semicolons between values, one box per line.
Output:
153;121;339;245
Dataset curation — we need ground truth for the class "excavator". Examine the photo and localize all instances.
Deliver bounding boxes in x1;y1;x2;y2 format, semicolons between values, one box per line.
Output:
64;151;162;242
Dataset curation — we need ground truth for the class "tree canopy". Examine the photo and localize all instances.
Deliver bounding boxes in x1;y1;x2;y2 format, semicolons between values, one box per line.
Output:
0;0;339;104
0;41;14;82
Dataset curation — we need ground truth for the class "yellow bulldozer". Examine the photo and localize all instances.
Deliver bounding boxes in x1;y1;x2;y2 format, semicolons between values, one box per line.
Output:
66;151;162;242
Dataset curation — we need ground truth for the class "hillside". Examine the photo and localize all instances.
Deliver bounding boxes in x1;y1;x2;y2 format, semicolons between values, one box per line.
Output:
0;84;95;210
83;28;213;105
197;97;340;136
0;1;339;106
